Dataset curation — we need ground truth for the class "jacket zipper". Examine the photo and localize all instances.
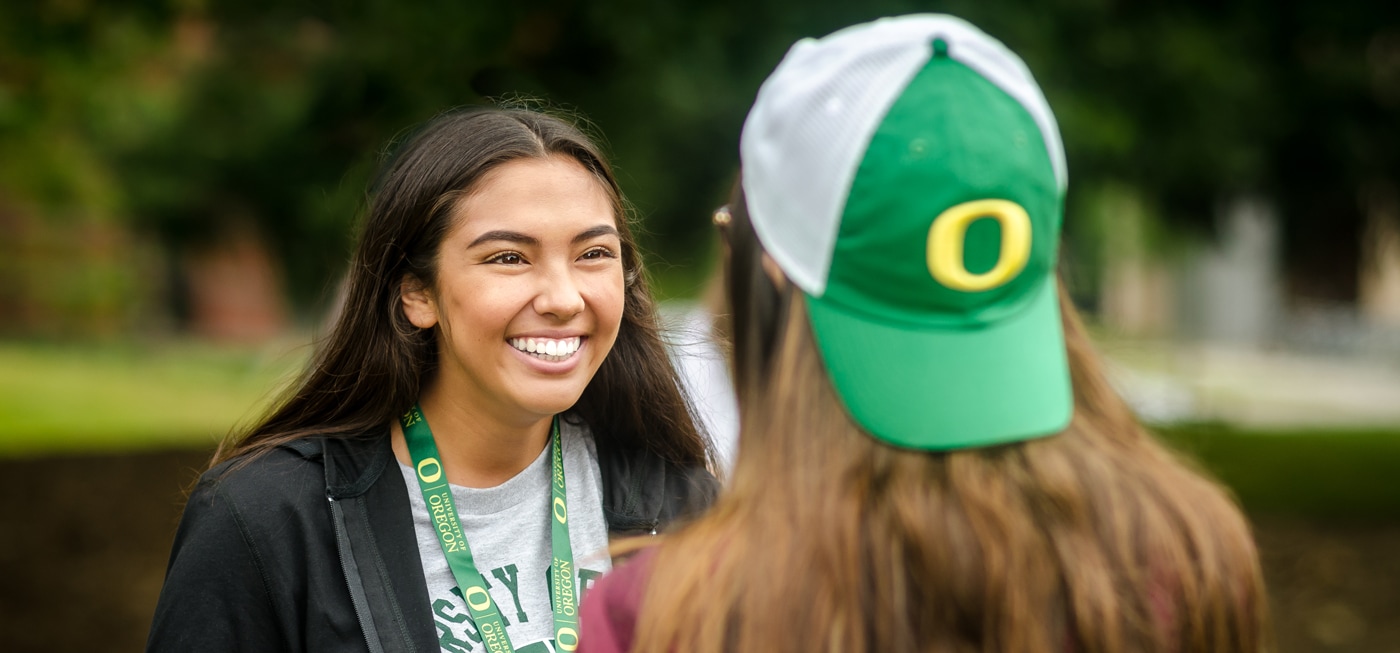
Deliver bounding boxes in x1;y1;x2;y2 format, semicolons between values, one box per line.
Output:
330;495;387;653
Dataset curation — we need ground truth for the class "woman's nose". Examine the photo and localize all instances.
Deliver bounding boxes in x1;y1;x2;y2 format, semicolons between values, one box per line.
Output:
533;264;586;320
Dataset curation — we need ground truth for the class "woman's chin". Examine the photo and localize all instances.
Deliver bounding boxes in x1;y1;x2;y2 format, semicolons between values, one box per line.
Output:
515;387;590;419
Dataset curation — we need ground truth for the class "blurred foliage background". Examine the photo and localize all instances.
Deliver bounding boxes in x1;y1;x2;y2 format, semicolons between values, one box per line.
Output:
2;1;1400;650
4;0;1399;336
5;0;1400;446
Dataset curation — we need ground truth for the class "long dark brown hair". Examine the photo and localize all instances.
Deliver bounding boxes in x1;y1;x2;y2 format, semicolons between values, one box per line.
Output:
216;107;708;469
630;187;1270;652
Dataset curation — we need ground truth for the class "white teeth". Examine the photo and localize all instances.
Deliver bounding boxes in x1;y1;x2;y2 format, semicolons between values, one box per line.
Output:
509;337;581;361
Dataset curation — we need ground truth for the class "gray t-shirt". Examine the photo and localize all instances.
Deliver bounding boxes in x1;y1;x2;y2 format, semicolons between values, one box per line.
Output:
399;417;612;653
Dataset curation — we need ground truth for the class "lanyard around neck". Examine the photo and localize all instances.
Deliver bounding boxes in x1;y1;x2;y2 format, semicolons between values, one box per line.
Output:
400;404;581;653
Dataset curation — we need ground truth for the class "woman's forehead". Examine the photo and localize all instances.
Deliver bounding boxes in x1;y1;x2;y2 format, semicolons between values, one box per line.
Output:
449;155;619;243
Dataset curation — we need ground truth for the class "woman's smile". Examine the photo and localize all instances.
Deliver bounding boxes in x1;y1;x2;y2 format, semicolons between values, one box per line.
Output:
508;335;585;364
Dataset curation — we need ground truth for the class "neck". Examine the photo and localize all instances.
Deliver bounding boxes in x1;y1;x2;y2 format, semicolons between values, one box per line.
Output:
392;383;553;489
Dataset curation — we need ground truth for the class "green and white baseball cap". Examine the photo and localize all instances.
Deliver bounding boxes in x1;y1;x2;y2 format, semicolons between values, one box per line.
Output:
740;14;1072;450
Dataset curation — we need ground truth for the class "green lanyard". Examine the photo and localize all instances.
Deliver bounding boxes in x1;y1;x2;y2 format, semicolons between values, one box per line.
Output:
400;404;581;653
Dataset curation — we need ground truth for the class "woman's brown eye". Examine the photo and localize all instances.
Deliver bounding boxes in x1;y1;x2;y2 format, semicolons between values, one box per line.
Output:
490;252;525;265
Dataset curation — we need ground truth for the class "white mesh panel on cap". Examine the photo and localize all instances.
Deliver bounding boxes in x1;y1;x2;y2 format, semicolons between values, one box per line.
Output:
740;19;933;297
739;14;1065;296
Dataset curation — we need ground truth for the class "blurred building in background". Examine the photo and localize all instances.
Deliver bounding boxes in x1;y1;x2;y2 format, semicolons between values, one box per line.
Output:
1093;188;1400;428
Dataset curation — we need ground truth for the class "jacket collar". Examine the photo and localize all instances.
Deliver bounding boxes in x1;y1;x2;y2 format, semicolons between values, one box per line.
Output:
280;426;710;533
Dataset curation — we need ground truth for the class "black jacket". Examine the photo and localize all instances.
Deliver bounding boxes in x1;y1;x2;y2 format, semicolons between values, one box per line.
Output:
146;429;717;653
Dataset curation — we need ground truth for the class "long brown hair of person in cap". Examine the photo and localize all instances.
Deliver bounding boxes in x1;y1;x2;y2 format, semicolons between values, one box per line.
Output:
581;13;1270;652
625;185;1269;653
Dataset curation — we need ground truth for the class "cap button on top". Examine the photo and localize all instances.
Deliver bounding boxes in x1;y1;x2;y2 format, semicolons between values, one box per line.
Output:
932;36;950;57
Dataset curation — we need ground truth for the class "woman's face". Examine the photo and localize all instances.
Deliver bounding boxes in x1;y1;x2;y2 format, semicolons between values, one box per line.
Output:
403;154;625;425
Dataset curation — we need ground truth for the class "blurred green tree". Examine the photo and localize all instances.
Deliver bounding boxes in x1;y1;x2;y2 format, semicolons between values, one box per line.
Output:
1;0;1396;333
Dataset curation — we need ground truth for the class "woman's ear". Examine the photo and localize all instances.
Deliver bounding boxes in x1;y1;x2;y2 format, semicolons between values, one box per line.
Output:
760;253;789;291
400;275;439;329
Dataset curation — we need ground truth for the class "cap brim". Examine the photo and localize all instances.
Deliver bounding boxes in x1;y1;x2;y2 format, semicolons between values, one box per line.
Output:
806;277;1072;450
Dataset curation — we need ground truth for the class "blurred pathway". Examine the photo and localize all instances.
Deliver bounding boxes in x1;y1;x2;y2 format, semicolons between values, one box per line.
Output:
661;297;1400;432
1100;340;1400;429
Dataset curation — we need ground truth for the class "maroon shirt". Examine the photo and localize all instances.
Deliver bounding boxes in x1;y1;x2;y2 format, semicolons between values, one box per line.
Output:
577;547;657;653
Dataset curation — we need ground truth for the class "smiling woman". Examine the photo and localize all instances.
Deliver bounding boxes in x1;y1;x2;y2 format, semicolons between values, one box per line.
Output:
398;155;626;476
145;107;717;653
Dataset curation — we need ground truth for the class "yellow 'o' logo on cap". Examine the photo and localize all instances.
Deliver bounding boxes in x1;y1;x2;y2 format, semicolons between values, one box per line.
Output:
926;199;1032;292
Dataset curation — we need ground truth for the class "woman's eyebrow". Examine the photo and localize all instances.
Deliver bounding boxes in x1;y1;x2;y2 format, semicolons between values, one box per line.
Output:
467;230;538;248
572;225;620;244
466;225;618;248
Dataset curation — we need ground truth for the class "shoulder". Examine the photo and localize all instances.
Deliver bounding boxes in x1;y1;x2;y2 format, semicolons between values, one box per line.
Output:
196;430;392;506
592;436;719;534
151;440;356;651
579;546;658;653
165;444;334;573
193;442;327;514
656;456;719;519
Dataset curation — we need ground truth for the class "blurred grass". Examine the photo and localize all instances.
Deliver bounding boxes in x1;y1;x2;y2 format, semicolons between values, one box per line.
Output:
2;339;1397;522
1157;423;1400;521
0;340;307;457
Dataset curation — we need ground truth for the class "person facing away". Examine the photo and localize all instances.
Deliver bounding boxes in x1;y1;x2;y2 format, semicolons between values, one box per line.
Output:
146;107;718;653
578;14;1269;653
